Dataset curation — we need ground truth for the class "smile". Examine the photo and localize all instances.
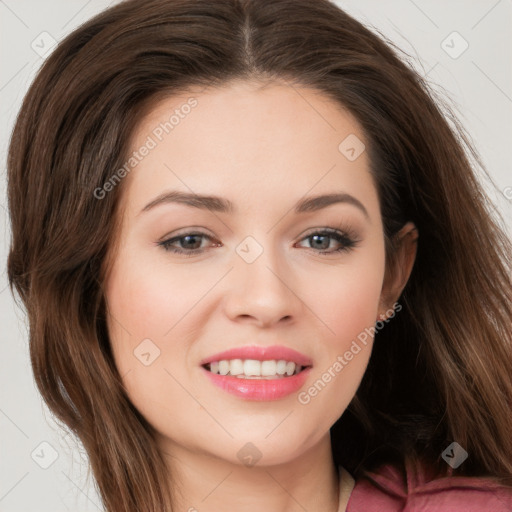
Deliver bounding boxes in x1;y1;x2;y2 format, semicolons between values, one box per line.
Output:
204;359;305;378
200;345;313;400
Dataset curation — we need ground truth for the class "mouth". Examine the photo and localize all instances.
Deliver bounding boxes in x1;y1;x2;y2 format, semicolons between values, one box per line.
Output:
202;359;310;379
200;345;313;400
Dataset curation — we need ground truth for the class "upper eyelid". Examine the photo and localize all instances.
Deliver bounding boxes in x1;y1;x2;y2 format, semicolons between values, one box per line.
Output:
161;227;352;240
159;227;358;249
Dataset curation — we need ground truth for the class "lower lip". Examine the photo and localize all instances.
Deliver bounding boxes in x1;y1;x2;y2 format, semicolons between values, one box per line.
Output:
201;367;312;401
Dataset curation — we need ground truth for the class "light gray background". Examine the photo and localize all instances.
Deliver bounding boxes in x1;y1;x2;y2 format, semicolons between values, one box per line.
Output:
1;1;511;510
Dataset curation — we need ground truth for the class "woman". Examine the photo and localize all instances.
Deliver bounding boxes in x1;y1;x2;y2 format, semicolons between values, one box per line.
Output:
7;0;512;510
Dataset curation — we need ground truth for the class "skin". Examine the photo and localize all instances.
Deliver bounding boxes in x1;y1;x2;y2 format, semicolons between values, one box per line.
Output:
104;80;417;512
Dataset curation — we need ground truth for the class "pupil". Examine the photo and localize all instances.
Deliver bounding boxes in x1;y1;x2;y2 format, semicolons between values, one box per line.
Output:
182;235;201;249
311;234;328;250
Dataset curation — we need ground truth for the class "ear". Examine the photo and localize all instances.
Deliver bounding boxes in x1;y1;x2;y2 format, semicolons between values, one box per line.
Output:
377;221;418;319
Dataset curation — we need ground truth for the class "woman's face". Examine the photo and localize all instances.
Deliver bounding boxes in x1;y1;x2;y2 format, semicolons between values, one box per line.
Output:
104;80;402;466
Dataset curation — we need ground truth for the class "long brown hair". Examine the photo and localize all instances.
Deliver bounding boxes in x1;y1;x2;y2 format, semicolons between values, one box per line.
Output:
7;0;512;509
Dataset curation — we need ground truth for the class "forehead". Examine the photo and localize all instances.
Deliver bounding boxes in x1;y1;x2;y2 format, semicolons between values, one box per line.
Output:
122;80;377;217
132;80;363;147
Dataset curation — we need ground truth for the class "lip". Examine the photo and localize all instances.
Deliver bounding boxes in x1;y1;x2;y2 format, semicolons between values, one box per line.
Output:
199;345;313;367
199;345;313;401
201;366;312;401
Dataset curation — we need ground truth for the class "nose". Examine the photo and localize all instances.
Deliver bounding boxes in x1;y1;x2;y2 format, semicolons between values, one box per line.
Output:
222;242;302;328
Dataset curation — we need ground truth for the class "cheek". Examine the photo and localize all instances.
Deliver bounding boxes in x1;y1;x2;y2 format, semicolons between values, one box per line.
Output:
296;271;383;434
310;242;385;351
105;253;210;358
104;255;199;427
297;240;384;415
329;267;383;342
104;250;222;417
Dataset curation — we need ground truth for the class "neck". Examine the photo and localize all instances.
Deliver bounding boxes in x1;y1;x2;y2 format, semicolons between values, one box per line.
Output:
161;434;340;512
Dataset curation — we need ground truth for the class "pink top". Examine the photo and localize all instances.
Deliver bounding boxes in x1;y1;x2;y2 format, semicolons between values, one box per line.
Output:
346;457;512;511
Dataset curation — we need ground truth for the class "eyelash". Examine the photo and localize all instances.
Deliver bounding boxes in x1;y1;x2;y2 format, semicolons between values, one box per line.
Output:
158;228;360;257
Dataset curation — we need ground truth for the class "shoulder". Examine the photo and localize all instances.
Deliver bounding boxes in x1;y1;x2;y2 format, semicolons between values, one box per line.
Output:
345;457;512;511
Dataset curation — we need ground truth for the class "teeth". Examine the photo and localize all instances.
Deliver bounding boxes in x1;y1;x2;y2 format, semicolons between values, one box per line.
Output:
244;359;261;376
218;360;230;376
229;359;244;375
261;360;276;376
207;359;304;378
276;360;287;375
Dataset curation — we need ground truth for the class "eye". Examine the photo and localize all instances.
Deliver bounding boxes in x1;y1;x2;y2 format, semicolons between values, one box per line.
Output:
158;232;220;256
158;228;359;257
295;228;359;255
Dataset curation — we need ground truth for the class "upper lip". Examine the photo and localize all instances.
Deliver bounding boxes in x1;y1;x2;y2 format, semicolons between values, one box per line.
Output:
200;345;313;367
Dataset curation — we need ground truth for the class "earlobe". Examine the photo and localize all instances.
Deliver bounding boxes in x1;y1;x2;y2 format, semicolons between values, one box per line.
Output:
378;221;418;316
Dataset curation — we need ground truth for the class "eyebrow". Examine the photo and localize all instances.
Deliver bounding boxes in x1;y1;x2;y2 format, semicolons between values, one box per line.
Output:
140;190;369;219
